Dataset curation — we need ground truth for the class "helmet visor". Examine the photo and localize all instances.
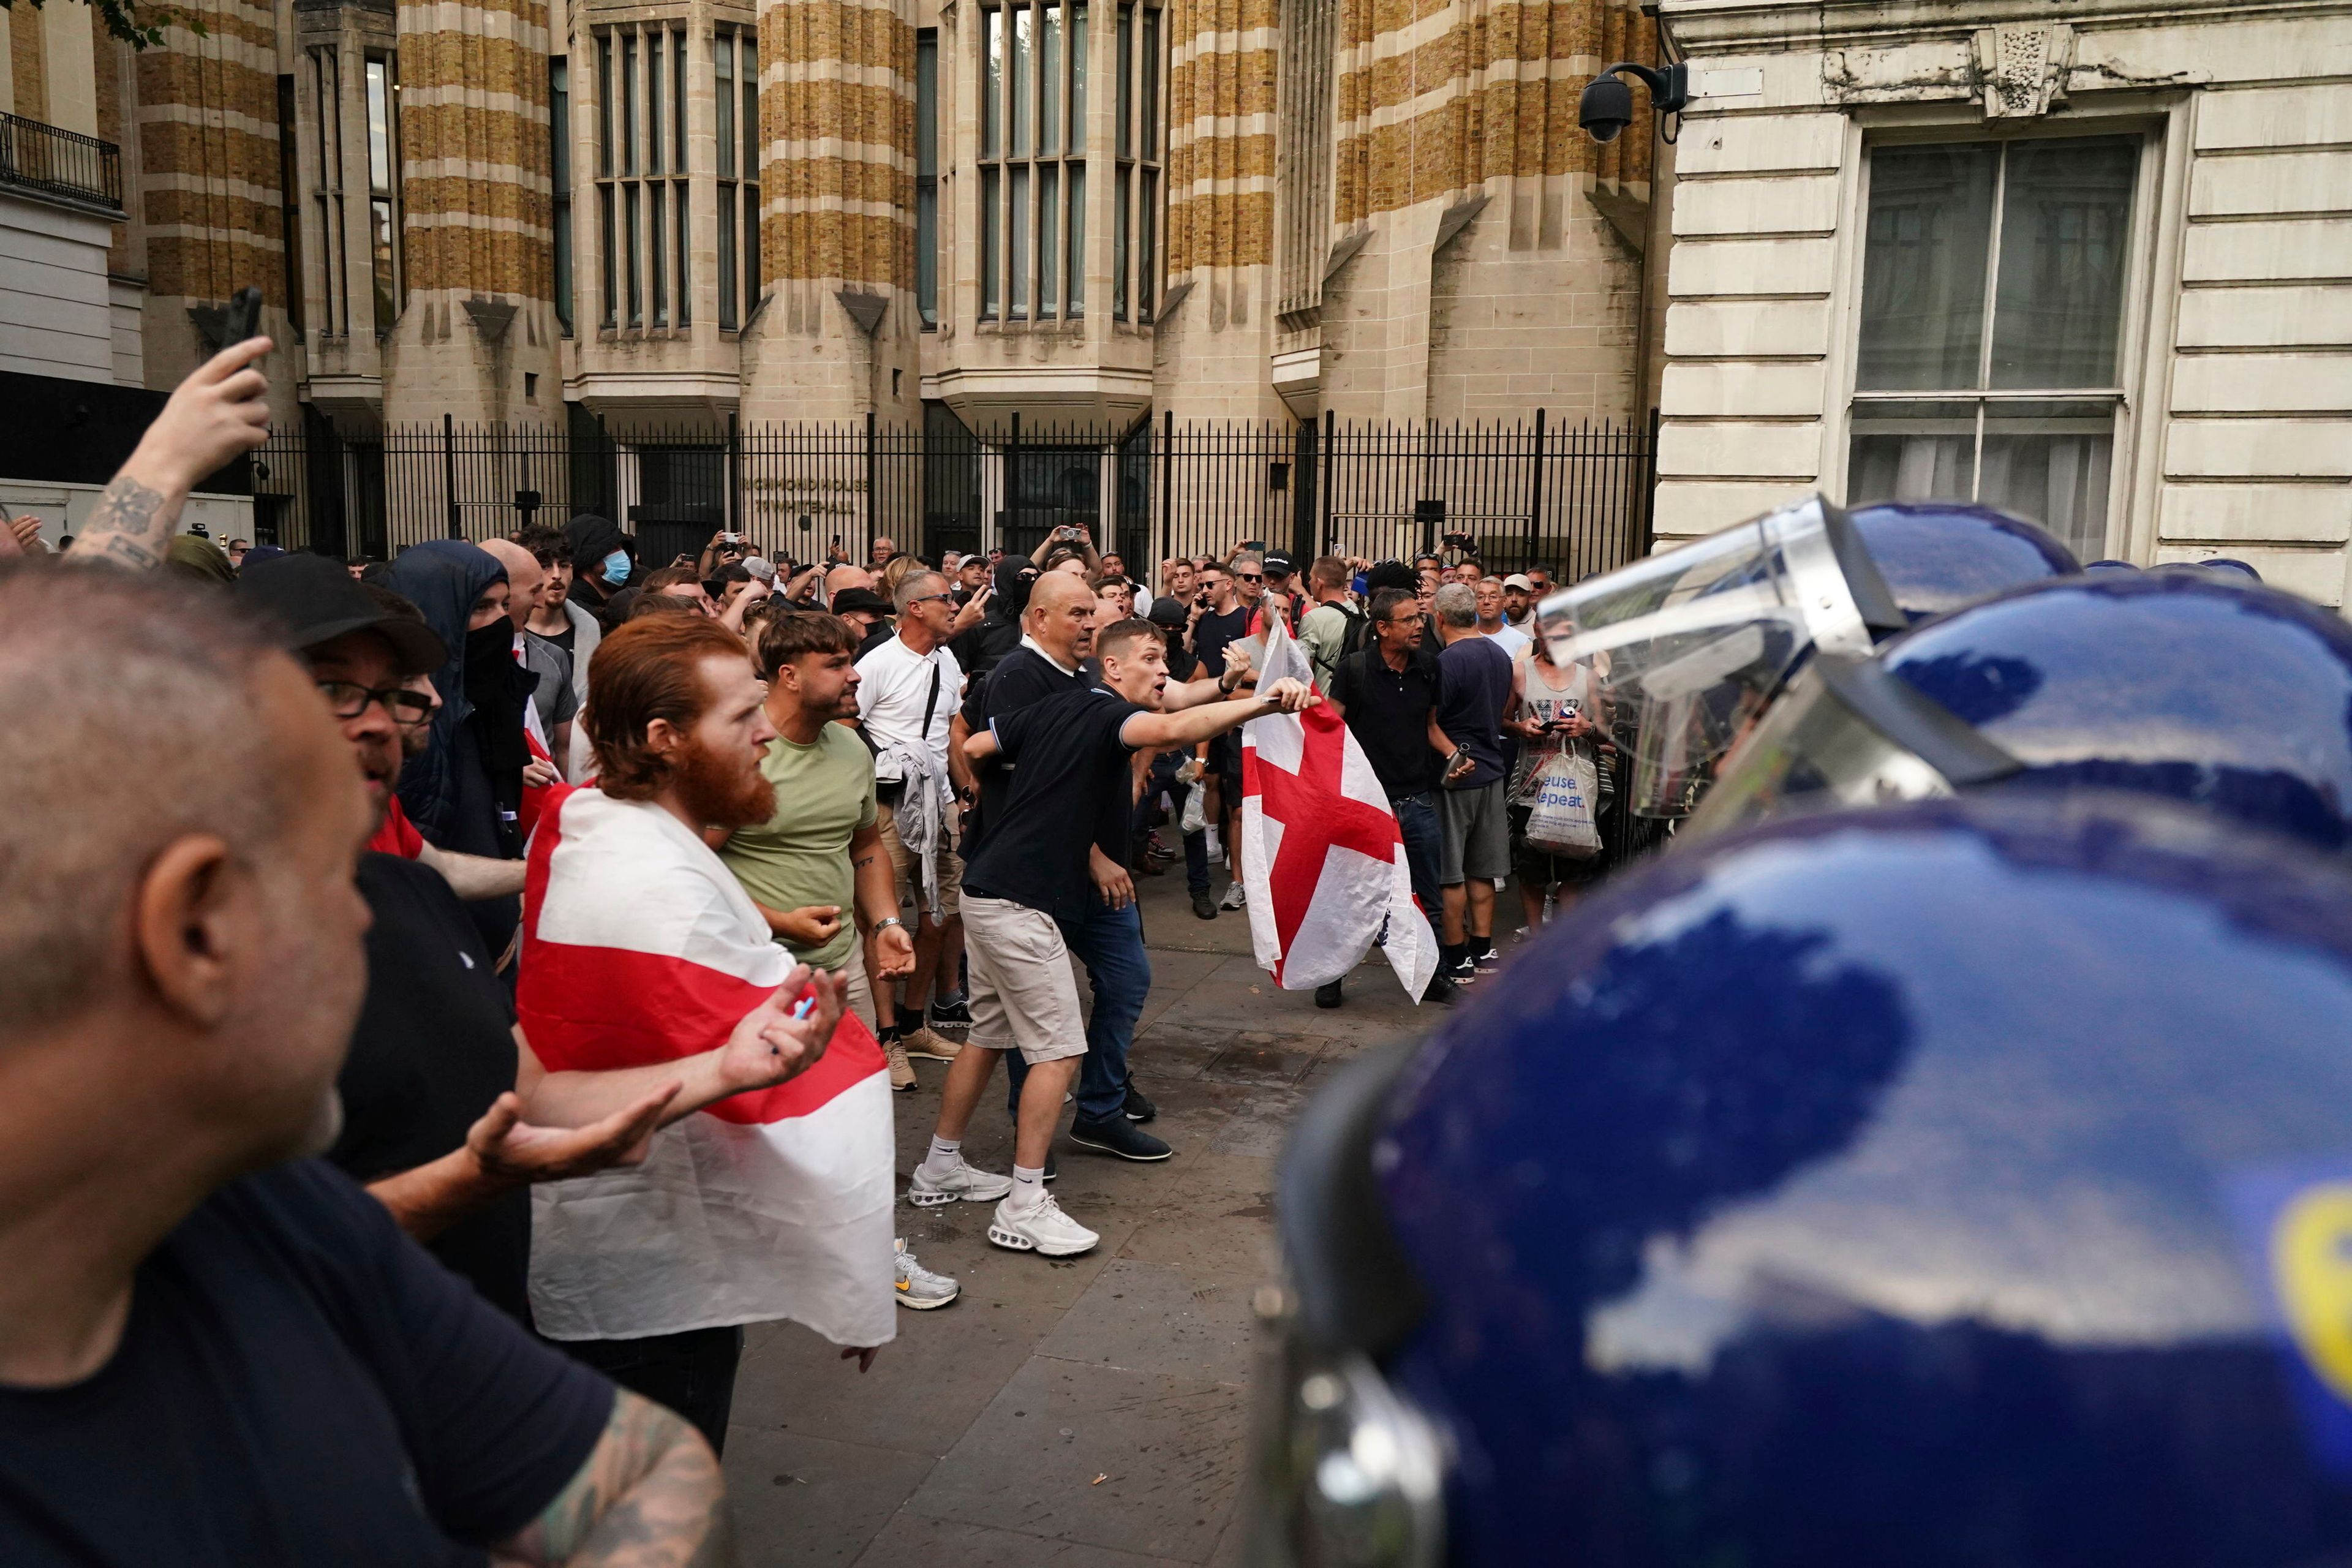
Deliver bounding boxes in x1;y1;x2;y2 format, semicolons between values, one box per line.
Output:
1684;654;2027;840
1536;497;1905;818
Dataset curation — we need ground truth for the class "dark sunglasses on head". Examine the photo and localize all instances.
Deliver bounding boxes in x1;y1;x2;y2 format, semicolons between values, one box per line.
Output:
316;679;434;726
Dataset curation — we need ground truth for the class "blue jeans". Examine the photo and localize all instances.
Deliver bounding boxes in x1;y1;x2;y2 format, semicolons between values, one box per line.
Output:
1005;895;1152;1123
1392;791;1442;921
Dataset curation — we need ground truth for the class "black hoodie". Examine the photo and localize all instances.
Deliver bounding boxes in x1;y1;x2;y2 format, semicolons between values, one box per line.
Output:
951;557;1039;685
563;514;630;614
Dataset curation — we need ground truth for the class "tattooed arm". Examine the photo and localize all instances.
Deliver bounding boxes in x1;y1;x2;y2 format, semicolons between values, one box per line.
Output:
496;1389;731;1567
69;337;272;571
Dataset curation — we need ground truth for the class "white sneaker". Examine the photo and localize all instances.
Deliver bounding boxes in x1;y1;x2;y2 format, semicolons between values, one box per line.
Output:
987;1192;1099;1257
1219;881;1249;911
894;1239;960;1309
907;1156;1015;1208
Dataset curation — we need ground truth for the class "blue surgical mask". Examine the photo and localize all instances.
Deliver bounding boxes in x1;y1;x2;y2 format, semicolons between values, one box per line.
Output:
602;549;631;585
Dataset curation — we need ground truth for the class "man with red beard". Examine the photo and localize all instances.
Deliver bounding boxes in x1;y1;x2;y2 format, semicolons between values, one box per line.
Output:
519;616;897;1453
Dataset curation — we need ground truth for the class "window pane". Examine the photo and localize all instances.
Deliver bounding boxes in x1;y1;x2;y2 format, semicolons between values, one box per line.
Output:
1069;4;1087;153
983;8;1001;158
1140;7;1159;160
719;183;738;328
1039;164;1058;313
917;183;938;324
648;31;663;174
552;58;573;333
742;42;758;183
650;182;666;324
1137;165;1156;320
1978;400;2114;558
716;34;734;176
744;177;760;302
601;184;617;325
370;197;397;331
1856;143;1996;391
673;31;686;174
1114;162;1128;318
1066;162;1085;315
1010;163;1030;317
916;32;938;178
675;181;689;325
1117;6;1131;159
1990;138;2136;390
626;182;641;325
981;166;1000;317
622;34;638;175
1041;5;1060;155
1847;400;1978;506
364;59;393;190
598;36;613;175
1011;4;1031;156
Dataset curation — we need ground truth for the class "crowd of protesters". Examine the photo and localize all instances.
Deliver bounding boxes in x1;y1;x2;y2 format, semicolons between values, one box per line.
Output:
0;337;1613;1561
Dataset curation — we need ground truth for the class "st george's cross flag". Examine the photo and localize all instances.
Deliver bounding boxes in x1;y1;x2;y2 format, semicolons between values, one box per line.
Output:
1238;618;1440;1000
518;788;898;1350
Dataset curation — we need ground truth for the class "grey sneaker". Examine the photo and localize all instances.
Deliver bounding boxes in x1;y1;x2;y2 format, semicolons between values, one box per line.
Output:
894;1239;960;1309
908;1156;1015;1208
1219;881;1249;911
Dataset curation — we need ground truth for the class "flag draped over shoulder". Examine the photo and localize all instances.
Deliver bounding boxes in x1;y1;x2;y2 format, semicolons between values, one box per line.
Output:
518;788;897;1348
1238;619;1439;1000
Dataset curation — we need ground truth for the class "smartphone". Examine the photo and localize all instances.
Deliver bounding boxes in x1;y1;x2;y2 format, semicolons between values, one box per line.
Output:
1241;539;1265;554
222;285;263;347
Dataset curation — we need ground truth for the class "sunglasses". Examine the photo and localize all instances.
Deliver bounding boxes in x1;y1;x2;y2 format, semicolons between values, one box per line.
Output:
905;592;954;607
1237;573;1264;583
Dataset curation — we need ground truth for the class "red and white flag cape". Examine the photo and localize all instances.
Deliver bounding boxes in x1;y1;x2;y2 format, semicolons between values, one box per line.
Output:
1239;619;1439;1000
518;788;897;1348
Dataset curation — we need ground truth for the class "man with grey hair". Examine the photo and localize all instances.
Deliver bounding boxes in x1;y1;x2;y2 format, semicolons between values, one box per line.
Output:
0;560;732;1561
1430;579;1513;987
853;567;968;1075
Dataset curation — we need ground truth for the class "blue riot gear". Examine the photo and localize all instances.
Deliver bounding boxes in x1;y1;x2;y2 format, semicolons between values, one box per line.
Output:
1537;496;2076;816
1259;794;2352;1566
2084;559;2140;573
1687;570;2352;851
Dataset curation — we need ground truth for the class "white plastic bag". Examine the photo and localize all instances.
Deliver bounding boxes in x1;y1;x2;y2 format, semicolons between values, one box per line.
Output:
1524;750;1602;859
1180;780;1208;835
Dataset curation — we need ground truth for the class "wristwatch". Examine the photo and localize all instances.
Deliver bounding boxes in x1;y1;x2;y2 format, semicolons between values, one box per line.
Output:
873;916;905;933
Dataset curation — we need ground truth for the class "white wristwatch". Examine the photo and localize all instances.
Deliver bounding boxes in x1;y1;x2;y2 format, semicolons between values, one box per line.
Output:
873;916;904;933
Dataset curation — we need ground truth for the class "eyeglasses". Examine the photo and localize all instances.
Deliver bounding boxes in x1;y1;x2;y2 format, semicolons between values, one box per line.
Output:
1237;573;1264;584
906;592;954;607
316;679;434;726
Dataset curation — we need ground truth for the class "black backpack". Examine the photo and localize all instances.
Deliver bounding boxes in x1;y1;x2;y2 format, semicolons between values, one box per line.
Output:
1333;601;1374;663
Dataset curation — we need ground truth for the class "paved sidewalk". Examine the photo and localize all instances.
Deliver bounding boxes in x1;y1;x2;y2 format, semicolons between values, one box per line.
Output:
722;862;1442;1566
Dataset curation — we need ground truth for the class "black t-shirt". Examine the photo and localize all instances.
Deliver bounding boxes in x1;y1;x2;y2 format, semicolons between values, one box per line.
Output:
330;853;530;1322
1191;607;1251;775
542;620;576;656
0;1160;613;1567
959;646;1085;860
1329;644;1443;797
963;686;1145;921
1434;634;1513;788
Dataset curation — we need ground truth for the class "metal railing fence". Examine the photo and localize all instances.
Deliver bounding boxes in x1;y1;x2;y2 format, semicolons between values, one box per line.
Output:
249;409;1656;583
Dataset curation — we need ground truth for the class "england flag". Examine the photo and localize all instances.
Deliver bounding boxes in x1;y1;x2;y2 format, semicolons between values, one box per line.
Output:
518;787;898;1349
1238;618;1440;1000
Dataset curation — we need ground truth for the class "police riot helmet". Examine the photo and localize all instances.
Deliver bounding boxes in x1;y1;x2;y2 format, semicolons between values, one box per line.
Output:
1686;570;2352;851
1537;496;2075;818
1259;794;2352;1566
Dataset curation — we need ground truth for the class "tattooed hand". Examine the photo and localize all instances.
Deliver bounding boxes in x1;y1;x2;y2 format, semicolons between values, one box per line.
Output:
70;336;271;571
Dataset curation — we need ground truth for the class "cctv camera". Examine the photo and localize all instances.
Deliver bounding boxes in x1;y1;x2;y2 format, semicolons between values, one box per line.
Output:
1579;74;1634;143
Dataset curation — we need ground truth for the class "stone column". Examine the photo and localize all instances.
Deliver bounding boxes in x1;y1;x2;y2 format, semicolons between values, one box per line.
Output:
382;0;559;428
740;0;919;425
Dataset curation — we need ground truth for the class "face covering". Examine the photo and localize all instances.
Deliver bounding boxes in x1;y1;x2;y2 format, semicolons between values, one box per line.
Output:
602;549;633;586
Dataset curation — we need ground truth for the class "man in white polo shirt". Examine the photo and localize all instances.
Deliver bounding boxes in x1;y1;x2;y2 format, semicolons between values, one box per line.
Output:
853;569;967;1066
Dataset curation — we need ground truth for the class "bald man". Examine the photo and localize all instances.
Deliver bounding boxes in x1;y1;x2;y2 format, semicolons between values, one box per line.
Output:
483;536;578;771
0;564;731;1561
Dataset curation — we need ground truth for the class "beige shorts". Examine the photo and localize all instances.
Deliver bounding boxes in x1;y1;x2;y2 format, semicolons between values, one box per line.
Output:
823;940;878;1033
878;796;963;918
960;894;1087;1066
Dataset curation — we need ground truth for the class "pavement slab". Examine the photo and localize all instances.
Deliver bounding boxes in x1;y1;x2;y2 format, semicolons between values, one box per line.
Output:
721;864;1440;1564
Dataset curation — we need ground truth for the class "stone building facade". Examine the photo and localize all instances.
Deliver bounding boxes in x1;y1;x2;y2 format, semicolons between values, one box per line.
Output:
1652;0;2352;604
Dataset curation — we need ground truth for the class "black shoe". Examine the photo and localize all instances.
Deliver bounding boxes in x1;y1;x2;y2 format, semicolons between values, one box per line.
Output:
1442;955;1477;986
1316;979;1344;1009
1068;1114;1172;1161
927;997;972;1030
1191;890;1218;920
1123;1084;1157;1123
1044;1152;1058;1182
1426;973;1458;1005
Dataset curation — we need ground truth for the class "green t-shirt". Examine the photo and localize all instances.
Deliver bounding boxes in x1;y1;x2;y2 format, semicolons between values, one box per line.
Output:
719;723;878;971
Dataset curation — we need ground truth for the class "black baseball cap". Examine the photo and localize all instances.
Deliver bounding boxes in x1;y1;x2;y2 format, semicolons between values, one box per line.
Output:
236;552;447;675
1262;550;1297;577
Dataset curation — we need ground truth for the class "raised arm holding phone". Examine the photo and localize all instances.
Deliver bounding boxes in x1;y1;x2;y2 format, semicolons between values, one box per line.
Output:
71;328;273;572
